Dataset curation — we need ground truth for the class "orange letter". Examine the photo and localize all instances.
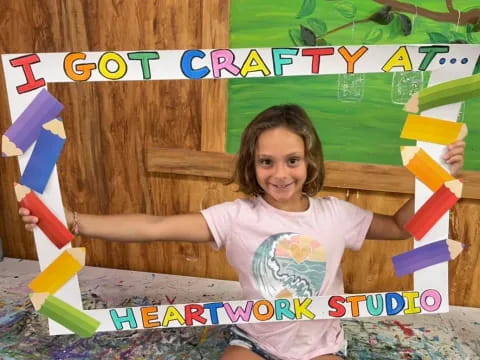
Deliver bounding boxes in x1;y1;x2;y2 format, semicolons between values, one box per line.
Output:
64;52;96;81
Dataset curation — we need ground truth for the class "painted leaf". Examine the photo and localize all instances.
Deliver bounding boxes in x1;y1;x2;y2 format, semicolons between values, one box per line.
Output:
398;14;412;36
466;24;480;43
288;29;303;46
369;5;393;25
427;32;450;44
296;0;317;19
333;1;357;20
388;15;402;40
362;27;383;44
306;18;327;37
300;25;316;46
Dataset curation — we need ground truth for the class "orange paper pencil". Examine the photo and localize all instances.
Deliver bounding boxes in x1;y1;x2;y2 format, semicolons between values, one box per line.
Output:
15;183;74;249
400;114;467;145
401;146;455;192
404;179;463;240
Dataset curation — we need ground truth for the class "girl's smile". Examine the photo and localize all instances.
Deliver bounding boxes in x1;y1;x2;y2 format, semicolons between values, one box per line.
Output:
255;127;308;212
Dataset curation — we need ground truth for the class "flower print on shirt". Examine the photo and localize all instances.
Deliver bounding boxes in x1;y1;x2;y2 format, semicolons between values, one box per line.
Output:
251;232;327;299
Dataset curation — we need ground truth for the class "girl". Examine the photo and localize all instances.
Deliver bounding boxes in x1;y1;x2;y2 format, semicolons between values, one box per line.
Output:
19;104;465;360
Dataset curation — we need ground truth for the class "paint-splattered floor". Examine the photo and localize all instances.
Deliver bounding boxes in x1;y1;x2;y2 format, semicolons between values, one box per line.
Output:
1;258;479;360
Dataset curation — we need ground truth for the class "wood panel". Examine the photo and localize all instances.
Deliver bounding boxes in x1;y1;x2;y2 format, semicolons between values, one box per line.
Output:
146;147;480;200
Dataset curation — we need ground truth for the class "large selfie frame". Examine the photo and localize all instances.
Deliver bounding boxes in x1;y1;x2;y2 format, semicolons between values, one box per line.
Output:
2;44;478;335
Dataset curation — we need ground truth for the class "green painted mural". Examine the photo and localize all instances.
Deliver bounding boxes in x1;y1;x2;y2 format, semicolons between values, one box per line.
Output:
228;0;480;170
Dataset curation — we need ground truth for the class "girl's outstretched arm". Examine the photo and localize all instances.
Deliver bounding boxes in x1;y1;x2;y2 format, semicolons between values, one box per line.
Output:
19;208;213;244
366;140;465;240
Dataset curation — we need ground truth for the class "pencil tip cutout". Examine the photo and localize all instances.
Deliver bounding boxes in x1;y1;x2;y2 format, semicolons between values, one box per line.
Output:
400;146;419;166
445;179;463;198
404;93;419;113
2;135;23;157
458;123;468;141
29;292;49;311
446;239;465;259
68;247;86;265
14;183;31;202
43;118;66;139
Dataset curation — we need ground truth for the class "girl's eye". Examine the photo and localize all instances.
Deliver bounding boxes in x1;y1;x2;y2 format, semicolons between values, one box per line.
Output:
258;159;272;166
288;157;300;166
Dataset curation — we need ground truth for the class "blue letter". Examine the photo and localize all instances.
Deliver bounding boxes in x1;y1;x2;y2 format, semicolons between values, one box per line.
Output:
180;50;210;79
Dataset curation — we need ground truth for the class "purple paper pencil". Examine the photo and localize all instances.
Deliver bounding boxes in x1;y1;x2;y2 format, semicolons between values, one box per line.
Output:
392;239;464;277
20;118;66;193
2;89;63;157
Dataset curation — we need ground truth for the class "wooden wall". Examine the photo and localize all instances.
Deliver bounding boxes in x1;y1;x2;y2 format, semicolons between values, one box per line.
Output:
1;0;479;307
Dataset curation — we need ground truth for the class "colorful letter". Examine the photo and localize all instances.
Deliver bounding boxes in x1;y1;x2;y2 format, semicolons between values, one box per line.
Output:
382;46;412;72
9;54;46;94
180;50;210;79
184;304;207;325
210;49;240;78
301;48;334;74
162;306;186;327
64;52;96;81
403;291;421;315
203;302;224;325
293;298;315;320
274;299;295;320
109;308;138;330
240;49;271;77
127;51;160;80
420;289;442;312
141;306;160;328
418;46;450;71
224;301;253;323
253;300;274;321
328;296;346;317
366;294;384;316
346;295;366;317
272;48;299;76
385;293;405;315
98;52;127;80
338;46;368;73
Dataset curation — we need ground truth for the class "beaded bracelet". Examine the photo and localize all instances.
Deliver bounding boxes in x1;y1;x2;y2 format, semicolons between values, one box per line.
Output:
72;211;80;236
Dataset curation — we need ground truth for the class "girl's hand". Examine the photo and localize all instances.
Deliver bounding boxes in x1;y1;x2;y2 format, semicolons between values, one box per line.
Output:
443;140;466;176
18;207;38;231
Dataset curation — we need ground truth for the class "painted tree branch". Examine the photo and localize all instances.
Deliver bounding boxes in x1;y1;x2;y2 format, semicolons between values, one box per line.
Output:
373;0;480;25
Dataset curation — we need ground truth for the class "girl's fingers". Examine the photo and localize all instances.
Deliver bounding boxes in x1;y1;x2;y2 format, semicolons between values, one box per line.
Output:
25;223;37;231
21;215;38;224
18;207;30;216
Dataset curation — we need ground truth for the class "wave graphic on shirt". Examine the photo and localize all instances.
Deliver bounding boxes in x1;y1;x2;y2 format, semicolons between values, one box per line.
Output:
252;232;327;298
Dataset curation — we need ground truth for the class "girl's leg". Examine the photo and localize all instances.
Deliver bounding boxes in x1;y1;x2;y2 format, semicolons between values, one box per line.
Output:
221;345;265;360
311;355;344;360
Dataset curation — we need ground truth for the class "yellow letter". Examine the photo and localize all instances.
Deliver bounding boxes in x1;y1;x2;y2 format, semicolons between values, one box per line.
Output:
240;49;271;77
162;306;186;327
382;46;413;72
293;298;315;320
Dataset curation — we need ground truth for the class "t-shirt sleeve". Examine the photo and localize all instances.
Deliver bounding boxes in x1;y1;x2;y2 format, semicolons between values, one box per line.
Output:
200;200;240;250
332;197;373;251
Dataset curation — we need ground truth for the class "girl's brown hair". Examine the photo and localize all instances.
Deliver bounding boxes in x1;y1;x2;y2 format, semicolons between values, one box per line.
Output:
230;104;325;197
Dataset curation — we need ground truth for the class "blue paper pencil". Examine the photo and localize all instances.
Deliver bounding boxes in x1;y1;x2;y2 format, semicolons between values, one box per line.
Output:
392;239;464;277
2;89;63;157
20;118;66;193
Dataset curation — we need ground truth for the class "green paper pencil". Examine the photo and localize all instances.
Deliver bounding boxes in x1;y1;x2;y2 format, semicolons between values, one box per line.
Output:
404;73;480;113
30;293;100;337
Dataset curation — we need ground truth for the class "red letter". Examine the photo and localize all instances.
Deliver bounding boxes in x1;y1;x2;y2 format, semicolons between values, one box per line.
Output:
9;54;45;94
302;48;334;74
184;304;207;325
328;296;346;317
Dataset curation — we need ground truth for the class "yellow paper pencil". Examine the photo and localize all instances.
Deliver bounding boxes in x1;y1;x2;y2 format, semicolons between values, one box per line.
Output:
405;73;480;113
29;248;85;294
401;114;467;145
30;293;100;338
401;146;455;192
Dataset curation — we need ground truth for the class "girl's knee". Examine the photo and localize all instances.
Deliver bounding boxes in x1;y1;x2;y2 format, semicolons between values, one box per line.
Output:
221;345;264;360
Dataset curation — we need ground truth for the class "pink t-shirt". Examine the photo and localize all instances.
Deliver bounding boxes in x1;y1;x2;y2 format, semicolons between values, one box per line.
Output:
201;196;373;359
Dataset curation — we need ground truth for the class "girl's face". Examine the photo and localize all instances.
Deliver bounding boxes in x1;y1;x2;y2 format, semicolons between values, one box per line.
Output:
255;127;308;211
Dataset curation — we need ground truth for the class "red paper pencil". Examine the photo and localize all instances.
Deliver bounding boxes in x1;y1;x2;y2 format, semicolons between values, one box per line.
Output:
404;179;463;240
15;183;74;249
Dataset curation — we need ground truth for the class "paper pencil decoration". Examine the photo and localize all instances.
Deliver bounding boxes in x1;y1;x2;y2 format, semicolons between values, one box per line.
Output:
30;293;100;338
401;146;455;192
405;73;480;113
29;248;85;294
404;179;463;240
400;114;468;145
15;183;74;249
392;239;464;277
2;89;63;157
19;118;67;194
